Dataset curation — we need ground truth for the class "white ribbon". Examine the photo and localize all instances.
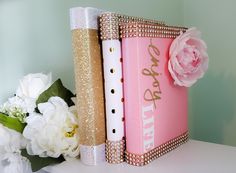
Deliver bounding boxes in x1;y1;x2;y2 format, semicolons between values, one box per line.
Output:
80;144;105;165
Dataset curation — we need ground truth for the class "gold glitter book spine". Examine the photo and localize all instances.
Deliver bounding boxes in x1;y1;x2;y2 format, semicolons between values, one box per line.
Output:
70;7;106;165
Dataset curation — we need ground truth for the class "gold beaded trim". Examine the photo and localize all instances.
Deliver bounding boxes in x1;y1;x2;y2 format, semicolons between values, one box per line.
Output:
99;12;165;40
126;132;188;166
120;22;187;38
106;139;126;164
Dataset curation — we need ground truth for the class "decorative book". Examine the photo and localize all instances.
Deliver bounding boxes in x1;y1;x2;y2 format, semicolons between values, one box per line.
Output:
69;7;208;167
70;7;106;165
120;22;189;166
99;12;165;164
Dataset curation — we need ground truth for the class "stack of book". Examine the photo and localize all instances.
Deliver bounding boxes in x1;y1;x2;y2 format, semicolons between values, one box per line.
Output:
70;7;188;166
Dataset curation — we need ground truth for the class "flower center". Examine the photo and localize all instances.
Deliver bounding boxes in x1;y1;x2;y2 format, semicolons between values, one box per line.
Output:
8;107;27;123
65;124;78;138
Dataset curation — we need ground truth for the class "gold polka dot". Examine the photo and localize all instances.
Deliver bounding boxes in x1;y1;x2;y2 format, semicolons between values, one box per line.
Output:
109;47;114;52
110;68;115;73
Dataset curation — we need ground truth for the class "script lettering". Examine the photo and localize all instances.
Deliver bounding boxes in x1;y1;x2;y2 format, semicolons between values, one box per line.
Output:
142;39;162;109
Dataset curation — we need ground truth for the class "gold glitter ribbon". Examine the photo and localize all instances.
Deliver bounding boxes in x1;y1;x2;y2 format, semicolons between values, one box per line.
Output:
72;29;106;146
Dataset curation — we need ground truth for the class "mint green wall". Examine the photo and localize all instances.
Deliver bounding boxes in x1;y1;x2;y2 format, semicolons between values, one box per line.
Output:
183;0;236;146
0;0;183;103
1;0;235;146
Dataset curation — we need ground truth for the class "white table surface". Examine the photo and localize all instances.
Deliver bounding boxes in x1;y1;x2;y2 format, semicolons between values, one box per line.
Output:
45;140;236;173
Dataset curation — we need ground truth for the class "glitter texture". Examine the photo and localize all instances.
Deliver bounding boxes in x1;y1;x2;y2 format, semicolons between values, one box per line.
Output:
106;139;125;163
120;22;187;38
99;12;165;40
72;29;106;146
126;132;188;166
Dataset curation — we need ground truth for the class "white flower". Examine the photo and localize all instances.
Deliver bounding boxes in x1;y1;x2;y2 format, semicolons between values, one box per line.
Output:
23;97;79;159
0;96;36;123
0;124;27;154
69;97;77;116
1;153;32;173
16;73;52;99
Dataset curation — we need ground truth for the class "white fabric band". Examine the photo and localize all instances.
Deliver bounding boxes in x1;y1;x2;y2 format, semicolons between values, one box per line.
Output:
70;7;104;30
80;144;105;165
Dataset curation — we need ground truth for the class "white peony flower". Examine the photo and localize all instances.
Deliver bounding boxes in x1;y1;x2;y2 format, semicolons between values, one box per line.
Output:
23;97;79;159
0;96;36;123
0;124;27;154
0;119;29;173
1;153;32;173
69;97;77;116
16;73;52;99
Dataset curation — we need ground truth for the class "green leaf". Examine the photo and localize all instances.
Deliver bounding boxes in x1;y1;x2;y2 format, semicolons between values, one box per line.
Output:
0;112;26;133
21;149;65;172
36;79;75;107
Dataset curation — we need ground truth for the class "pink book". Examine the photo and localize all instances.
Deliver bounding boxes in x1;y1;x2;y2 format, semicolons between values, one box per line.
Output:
120;22;189;166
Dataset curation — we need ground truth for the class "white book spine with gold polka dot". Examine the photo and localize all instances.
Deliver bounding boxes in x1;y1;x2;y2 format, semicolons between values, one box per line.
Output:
102;40;125;164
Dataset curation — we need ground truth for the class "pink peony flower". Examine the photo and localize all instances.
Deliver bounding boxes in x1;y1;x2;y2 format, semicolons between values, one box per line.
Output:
168;27;209;87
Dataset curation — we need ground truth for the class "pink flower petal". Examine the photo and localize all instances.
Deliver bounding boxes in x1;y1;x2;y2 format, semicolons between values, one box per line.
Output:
168;27;209;87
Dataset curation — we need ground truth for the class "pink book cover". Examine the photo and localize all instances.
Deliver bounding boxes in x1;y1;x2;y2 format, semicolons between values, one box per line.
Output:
121;23;189;166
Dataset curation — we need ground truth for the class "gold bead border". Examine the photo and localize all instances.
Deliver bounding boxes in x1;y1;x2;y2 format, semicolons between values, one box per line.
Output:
106;139;126;164
125;132;189;166
99;12;165;40
120;22;187;38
